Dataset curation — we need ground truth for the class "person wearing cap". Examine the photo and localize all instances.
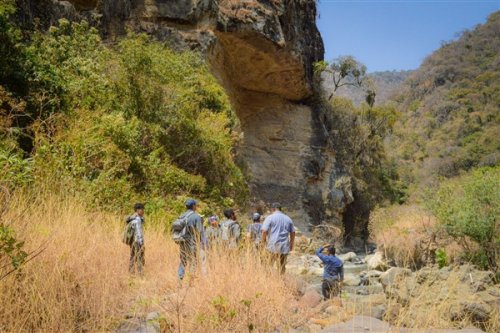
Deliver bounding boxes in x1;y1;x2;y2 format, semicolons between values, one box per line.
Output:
177;199;206;280
220;208;241;249
127;203;146;275
262;202;295;274
246;212;263;248
316;244;344;299
205;215;221;247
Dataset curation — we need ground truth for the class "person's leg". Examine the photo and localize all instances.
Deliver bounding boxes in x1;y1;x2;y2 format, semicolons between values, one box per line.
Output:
137;245;145;275
279;253;288;274
321;280;330;299
269;252;277;270
187;247;197;275
322;279;334;299
129;244;137;274
178;244;188;280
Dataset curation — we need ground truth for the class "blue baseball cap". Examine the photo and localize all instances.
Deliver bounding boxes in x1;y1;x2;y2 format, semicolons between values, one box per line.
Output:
185;198;197;208
252;213;261;221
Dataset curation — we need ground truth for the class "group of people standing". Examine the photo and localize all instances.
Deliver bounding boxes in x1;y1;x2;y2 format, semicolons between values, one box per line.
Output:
125;200;295;278
125;199;344;299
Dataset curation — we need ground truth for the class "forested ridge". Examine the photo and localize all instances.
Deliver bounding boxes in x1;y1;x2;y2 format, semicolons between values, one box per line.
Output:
388;12;499;194
369;12;499;273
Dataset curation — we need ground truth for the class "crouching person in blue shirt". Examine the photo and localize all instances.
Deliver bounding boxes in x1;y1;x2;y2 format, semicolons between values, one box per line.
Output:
316;245;344;299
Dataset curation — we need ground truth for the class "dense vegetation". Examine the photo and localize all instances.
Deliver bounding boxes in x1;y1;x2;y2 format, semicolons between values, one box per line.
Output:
369;12;500;271
428;167;499;270
0;2;246;220
315;56;405;240
388;12;499;195
321;97;403;239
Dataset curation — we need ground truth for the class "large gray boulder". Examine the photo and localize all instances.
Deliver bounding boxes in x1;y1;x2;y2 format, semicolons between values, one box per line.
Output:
379;267;412;289
366;251;388;271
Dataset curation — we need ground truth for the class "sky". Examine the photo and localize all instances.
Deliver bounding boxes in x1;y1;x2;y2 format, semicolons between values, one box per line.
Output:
317;0;499;72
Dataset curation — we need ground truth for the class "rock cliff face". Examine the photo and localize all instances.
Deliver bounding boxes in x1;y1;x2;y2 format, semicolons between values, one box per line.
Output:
17;0;354;232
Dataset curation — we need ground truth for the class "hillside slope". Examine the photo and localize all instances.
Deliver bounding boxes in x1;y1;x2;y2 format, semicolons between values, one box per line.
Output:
388;11;500;194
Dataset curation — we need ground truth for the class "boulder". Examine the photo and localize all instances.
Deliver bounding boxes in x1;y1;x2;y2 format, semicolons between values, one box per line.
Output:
324;304;343;315
360;270;384;279
366;252;388;271
359;270;383;286
299;289;323;308
338;252;357;262
379;267;412;289
451;301;492;324
320;316;390;333
355;288;369;296
343;274;361;287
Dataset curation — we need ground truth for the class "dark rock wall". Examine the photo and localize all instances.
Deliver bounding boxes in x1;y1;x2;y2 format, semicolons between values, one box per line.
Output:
15;0;355;233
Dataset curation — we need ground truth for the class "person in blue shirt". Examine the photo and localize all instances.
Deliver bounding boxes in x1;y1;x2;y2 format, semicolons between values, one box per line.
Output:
262;202;295;274
316;245;344;299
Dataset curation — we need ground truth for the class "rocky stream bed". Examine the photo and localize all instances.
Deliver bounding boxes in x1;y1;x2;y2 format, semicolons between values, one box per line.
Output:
117;246;498;333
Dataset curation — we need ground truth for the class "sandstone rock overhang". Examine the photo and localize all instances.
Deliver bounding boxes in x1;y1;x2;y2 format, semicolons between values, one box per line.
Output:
18;1;358;231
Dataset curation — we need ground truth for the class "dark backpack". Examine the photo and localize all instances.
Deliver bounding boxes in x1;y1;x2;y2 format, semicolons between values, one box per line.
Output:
122;216;135;246
171;211;195;244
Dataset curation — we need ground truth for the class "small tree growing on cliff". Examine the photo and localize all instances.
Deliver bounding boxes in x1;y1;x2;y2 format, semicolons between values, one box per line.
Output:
314;55;375;105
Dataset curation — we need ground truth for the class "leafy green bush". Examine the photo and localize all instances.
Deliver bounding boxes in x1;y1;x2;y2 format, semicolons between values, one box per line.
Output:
0;148;33;188
435;248;448;268
428;167;499;270
323;96;405;237
0;223;27;278
1;17;248;220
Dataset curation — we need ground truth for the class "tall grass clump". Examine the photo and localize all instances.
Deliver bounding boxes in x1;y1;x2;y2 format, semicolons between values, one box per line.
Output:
0;191;310;332
369;205;462;269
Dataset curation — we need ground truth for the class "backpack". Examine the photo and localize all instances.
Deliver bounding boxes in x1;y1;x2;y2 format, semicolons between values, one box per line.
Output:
171;211;195;244
122;216;135;246
221;220;235;241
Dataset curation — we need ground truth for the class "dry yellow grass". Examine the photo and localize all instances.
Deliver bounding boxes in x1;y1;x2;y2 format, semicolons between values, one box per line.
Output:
369;205;462;269
384;266;499;332
0;192;313;332
4;192;494;332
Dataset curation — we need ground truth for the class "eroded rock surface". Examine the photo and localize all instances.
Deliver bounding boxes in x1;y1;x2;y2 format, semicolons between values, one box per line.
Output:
16;0;357;231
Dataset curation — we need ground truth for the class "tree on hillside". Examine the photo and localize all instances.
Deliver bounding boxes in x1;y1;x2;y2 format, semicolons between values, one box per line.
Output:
315;56;376;105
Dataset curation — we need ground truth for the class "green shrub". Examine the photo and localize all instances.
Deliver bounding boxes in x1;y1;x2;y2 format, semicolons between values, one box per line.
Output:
0;223;27;280
1;18;248;219
324;97;404;236
0;148;33;188
428;167;499;270
435;248;448;268
388;13;500;200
